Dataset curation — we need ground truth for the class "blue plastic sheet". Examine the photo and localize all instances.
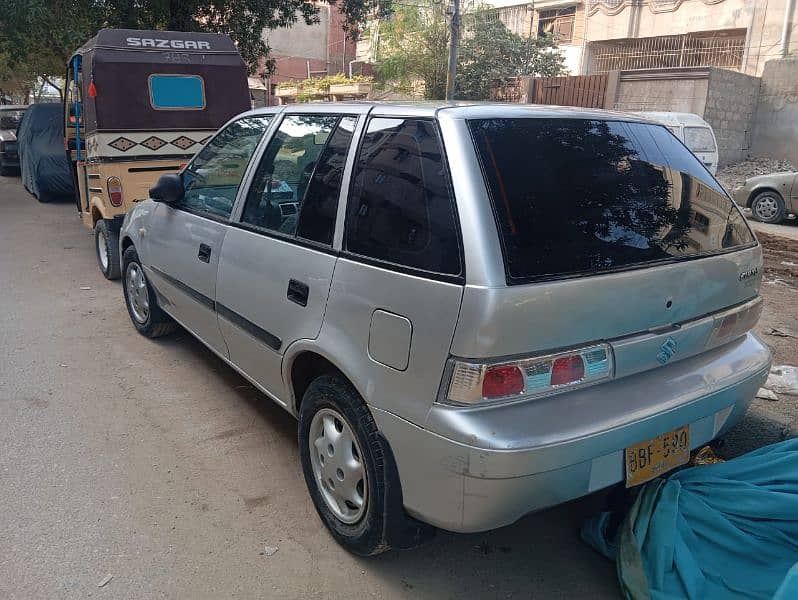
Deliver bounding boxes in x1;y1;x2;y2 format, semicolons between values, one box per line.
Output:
616;438;798;599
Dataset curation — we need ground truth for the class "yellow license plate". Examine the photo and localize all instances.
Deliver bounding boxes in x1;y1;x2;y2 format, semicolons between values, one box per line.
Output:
625;425;690;487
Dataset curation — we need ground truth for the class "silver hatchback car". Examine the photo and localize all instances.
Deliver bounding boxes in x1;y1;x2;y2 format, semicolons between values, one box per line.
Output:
120;103;771;555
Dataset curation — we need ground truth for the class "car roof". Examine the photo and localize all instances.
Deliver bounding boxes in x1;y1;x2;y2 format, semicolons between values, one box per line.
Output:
247;101;662;123
0;105;28;111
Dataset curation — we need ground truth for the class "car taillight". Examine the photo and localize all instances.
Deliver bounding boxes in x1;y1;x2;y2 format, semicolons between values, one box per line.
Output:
107;176;123;207
443;343;613;406
482;365;524;399
707;297;763;348
551;355;585;386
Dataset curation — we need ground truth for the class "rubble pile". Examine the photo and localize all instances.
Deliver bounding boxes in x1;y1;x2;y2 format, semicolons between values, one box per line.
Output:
716;158;798;192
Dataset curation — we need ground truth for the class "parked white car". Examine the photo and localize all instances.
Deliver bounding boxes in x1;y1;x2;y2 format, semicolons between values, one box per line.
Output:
638;112;719;175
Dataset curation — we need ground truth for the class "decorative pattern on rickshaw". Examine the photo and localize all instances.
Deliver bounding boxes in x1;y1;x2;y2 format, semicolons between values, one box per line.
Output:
170;136;197;151
93;133;208;155
140;136;168;150
109;137;137;152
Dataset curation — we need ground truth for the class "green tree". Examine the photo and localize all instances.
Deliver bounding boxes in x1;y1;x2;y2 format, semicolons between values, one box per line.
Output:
0;0;387;99
373;3;566;100
372;0;449;100
456;7;566;100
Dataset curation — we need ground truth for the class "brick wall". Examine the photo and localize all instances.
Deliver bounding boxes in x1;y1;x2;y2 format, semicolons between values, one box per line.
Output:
703;68;760;167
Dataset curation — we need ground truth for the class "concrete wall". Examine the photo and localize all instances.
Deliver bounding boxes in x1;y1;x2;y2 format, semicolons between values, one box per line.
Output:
613;69;709;113
585;0;798;76
265;8;331;61
703;68;760;166
751;57;798;165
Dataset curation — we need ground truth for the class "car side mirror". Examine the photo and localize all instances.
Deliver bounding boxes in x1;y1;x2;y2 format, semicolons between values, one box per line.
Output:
149;173;184;204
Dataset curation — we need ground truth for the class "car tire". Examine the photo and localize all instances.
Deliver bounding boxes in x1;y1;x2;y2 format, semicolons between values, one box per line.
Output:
298;374;434;556
0;165;13;176
95;219;121;280
750;191;786;224
122;245;176;338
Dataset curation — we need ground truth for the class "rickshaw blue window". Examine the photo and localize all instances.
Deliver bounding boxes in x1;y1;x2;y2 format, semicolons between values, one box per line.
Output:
149;75;206;110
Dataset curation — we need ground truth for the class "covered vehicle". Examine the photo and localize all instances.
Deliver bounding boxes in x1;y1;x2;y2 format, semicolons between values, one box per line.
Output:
18;103;75;202
0;104;27;175
65;28;250;279
733;170;797;224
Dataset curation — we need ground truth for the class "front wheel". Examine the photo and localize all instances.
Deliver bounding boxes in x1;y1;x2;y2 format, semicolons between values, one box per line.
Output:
750;191;786;224
95;220;121;280
298;375;433;556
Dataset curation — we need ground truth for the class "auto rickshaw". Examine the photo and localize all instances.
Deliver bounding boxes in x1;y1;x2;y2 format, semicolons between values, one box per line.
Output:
65;28;251;279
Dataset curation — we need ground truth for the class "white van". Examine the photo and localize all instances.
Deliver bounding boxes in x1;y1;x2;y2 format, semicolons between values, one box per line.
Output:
637;112;719;175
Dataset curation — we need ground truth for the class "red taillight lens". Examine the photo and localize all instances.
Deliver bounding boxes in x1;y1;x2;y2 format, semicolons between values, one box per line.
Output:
482;365;524;399
107;176;123;207
551;355;585;386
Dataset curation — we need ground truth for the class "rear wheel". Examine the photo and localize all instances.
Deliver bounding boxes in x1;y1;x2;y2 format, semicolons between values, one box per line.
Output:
122;245;176;338
95;219;121;280
750;191;786;224
298;375;434;556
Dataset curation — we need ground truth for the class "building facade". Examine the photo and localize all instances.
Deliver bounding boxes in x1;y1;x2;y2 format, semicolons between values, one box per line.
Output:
257;5;357;104
488;0;798;77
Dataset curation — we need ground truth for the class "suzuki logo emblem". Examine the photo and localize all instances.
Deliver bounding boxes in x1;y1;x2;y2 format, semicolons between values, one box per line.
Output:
657;336;678;364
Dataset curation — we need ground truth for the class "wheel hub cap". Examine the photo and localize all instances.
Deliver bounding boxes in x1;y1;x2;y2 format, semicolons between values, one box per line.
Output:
755;197;779;220
126;263;150;324
309;408;367;524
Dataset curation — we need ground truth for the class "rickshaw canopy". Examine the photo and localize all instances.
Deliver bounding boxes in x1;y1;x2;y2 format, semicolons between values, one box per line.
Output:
69;29;250;133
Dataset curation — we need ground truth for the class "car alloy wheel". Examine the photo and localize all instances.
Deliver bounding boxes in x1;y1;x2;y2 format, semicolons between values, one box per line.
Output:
754;195;780;221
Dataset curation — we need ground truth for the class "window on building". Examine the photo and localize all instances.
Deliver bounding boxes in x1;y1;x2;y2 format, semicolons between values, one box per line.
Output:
538;7;575;44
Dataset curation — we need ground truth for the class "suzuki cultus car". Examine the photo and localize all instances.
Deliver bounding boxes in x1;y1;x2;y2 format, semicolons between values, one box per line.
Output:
119;103;771;555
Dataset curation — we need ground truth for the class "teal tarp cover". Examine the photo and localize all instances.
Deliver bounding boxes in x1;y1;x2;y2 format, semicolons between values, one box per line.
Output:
617;438;798;599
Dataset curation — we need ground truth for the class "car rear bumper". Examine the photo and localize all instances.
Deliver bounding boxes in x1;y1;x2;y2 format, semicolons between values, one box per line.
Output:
374;333;771;533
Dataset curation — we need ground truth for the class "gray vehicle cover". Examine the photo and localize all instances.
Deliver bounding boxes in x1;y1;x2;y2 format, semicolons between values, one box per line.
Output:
18;103;74;201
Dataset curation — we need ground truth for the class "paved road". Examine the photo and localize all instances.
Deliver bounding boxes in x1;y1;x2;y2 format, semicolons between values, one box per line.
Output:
0;175;619;598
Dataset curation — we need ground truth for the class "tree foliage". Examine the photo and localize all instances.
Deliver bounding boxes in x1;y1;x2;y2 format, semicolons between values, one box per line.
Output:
374;2;567;100
372;0;449;100
457;7;566;100
0;0;387;99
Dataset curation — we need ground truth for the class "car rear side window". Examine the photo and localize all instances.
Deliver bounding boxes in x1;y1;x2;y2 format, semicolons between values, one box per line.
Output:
469;118;754;283
345;117;461;276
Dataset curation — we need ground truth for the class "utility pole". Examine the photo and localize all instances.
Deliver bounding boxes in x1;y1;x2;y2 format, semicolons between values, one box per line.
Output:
445;0;461;101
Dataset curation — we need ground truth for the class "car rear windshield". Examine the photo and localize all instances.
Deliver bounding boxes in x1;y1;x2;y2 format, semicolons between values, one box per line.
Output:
684;126;715;153
468;118;754;283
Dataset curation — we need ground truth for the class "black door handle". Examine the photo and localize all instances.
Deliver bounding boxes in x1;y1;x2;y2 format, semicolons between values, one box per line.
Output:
198;243;211;263
287;279;309;307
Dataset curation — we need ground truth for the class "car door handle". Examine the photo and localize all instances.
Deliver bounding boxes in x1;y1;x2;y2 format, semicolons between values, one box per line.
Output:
198;243;212;263
287;279;309;307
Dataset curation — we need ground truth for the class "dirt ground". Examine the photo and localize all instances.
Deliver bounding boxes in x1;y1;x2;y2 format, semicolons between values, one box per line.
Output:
724;230;798;457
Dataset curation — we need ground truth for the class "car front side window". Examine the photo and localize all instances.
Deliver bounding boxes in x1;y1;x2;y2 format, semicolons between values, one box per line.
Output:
179;115;272;220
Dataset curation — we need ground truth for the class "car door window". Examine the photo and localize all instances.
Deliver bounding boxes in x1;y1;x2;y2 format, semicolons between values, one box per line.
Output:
345;117;461;276
240;114;352;242
179;115;272;220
